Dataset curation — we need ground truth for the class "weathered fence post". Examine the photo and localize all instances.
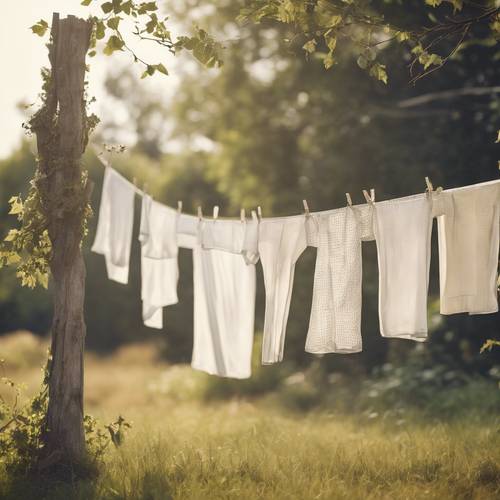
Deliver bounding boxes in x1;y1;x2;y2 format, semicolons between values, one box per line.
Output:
30;13;93;467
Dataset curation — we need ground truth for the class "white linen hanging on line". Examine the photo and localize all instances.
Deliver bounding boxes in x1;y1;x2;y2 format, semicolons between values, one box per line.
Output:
179;215;257;379
139;195;179;329
373;194;432;341
91;166;136;284
436;179;500;315
200;212;260;264
259;215;309;364
305;203;374;354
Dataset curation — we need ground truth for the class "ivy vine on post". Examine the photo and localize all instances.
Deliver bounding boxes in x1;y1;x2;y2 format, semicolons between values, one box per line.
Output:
0;1;223;474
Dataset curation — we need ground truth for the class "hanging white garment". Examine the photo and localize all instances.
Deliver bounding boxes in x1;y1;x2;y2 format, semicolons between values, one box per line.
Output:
259;215;307;364
305;204;374;354
139;195;179;329
436;179;500;315
179;216;256;379
200;213;260;264
373;194;432;341
91;167;136;284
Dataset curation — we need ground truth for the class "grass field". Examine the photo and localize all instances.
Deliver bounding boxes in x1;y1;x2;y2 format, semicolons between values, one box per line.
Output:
1;331;499;499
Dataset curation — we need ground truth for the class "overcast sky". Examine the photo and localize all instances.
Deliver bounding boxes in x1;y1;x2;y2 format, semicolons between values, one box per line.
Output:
0;0;183;159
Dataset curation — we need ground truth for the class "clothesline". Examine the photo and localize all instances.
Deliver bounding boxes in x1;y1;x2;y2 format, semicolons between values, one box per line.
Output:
91;157;500;380
94;150;447;221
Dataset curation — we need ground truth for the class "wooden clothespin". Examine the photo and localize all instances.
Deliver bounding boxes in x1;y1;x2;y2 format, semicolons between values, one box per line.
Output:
362;188;375;204
426;176;443;195
251;209;258;221
197;206;203;220
425;176;434;193
257;206;263;220
177;201;183;213
302;199;310;216
346;193;353;207
213;205;219;220
240;208;246;223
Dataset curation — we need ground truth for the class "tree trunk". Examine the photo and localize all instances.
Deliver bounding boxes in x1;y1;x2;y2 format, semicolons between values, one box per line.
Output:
31;13;92;466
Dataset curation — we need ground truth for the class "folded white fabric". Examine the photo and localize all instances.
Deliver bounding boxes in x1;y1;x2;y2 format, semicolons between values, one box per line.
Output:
259;215;307;364
200;212;260;265
179;215;256;379
373;194;432;341
139;195;179;329
306;204;374;354
91;167;136;284
436;179;500;315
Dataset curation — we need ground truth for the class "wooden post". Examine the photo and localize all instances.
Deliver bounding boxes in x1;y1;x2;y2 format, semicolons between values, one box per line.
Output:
31;13;93;466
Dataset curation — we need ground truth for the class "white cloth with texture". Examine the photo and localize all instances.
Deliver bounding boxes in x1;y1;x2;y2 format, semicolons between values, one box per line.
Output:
306;204;374;354
139;195;179;329
435;180;500;315
91;167;135;284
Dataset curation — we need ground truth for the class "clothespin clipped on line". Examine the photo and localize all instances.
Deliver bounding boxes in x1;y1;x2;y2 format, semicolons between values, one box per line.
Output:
362;188;375;204
346;193;353;207
197;206;203;220
251;209;258;221
257;206;263;220
240;208;246;223
302;199;310;216
425;176;443;195
177;201;183;214
213;205;219;220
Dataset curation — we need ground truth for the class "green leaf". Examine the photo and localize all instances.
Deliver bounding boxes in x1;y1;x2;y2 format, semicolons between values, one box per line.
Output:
96;20;106;40
495;130;500;143
329;15;342;27
30;19;49;37
8;196;23;215
4;229;19;242
107;16;121;30
155;63;168;75
324;34;337;52
302;39;317;54
81;0;93;5
103;35;125;55
324;51;335;70
357;54;368;70
141;65;156;78
396;31;409;42
101;2;113;14
139;1;158;14
88;50;97;57
6;253;21;265
369;62;388;84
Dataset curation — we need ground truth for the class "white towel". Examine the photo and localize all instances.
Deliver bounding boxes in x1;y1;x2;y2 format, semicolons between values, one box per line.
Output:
139;195;179;329
436;180;500;315
179;215;256;379
91;167;135;284
373;194;432;341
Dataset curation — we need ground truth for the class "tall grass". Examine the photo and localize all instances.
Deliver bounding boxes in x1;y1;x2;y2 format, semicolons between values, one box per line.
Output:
1;332;499;499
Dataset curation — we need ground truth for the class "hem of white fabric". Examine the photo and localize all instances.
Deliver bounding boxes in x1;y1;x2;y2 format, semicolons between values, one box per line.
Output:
305;347;362;354
380;333;428;342
468;307;499;315
440;302;498;316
